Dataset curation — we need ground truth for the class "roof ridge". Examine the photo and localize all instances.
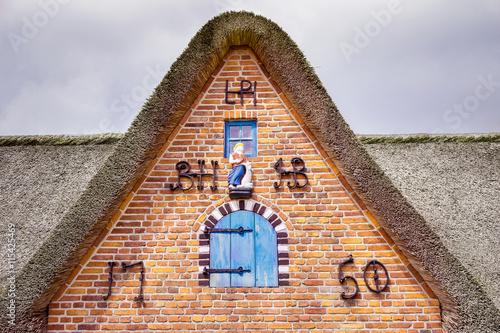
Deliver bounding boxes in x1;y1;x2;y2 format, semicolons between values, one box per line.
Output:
0;133;123;146
358;133;500;143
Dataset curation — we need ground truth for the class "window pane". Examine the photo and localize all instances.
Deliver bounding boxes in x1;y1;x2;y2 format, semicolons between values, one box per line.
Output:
230;126;240;139
244;141;252;155
229;141;238;153
242;126;252;138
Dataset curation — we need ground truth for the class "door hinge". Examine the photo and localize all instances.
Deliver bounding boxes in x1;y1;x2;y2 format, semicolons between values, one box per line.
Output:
203;266;251;275
204;226;253;235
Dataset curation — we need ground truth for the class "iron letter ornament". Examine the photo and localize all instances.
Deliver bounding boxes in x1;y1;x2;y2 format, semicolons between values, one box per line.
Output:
167;160;218;191
102;261;116;300
338;254;359;299
273;157;309;189
169;161;193;190
363;260;389;293
225;80;257;106
203;266;251;275
122;261;145;302
196;160;218;190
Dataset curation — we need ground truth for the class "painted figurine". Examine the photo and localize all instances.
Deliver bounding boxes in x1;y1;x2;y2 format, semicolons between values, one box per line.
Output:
228;143;252;188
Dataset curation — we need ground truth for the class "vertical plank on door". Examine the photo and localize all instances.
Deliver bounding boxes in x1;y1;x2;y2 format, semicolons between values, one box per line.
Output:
210;215;231;287
254;214;278;287
230;211;255;287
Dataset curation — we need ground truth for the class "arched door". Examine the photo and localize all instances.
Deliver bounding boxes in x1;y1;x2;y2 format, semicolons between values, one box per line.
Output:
209;211;278;287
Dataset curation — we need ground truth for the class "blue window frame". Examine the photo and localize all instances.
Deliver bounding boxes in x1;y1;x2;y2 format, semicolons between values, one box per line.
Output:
224;121;257;158
209;211;278;287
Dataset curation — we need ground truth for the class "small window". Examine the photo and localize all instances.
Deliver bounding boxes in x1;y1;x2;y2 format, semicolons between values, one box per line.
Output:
209;211;278;287
224;121;257;158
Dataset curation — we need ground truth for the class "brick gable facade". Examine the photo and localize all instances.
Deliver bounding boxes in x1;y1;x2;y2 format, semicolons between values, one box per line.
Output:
47;47;442;332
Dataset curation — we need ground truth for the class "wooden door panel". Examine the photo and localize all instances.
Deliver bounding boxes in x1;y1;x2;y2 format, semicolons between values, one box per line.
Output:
230;211;255;287
210;215;231;287
255;214;278;287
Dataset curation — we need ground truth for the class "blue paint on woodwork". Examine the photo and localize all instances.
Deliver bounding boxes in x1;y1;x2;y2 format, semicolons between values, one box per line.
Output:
210;215;231;287
209;211;278;287
254;214;278;287
230;211;255;287
224;120;257;158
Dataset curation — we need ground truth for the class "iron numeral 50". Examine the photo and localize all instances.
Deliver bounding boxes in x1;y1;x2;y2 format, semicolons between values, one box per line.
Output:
338;255;390;299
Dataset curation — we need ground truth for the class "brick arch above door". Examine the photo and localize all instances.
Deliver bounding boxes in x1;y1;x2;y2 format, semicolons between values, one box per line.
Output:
195;199;291;287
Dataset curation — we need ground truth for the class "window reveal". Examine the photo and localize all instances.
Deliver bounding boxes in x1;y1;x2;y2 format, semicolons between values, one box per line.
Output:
224;120;257;158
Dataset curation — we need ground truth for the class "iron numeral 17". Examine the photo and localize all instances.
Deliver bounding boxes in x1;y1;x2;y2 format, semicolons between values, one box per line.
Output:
101;261;145;302
102;262;116;300
122;261;145;302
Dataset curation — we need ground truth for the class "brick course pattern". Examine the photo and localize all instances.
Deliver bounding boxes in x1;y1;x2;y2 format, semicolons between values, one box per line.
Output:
48;47;442;332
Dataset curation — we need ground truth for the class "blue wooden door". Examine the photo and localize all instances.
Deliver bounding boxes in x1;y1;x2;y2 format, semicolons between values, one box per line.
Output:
230;211;256;287
209;211;278;287
254;214;278;287
209;214;231;287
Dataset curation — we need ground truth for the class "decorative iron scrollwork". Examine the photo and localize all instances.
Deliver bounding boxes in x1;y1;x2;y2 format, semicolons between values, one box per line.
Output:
273;157;308;189
100;261;146;301
167;160;218;191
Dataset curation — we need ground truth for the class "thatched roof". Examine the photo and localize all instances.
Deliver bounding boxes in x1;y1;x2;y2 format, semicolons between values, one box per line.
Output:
0;135;121;286
0;135;120;331
0;11;498;332
363;135;500;314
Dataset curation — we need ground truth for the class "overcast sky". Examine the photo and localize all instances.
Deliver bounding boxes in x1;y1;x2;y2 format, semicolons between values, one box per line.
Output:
1;1;499;135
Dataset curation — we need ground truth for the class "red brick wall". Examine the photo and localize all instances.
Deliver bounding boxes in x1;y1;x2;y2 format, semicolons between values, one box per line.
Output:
48;47;442;332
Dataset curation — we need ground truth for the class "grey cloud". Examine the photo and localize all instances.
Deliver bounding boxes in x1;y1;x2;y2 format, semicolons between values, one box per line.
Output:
0;0;498;135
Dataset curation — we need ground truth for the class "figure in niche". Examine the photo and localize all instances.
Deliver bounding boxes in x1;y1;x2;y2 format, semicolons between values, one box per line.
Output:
228;143;253;189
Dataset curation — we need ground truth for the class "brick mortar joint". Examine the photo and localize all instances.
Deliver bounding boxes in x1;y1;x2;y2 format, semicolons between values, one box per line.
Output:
48;47;443;331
